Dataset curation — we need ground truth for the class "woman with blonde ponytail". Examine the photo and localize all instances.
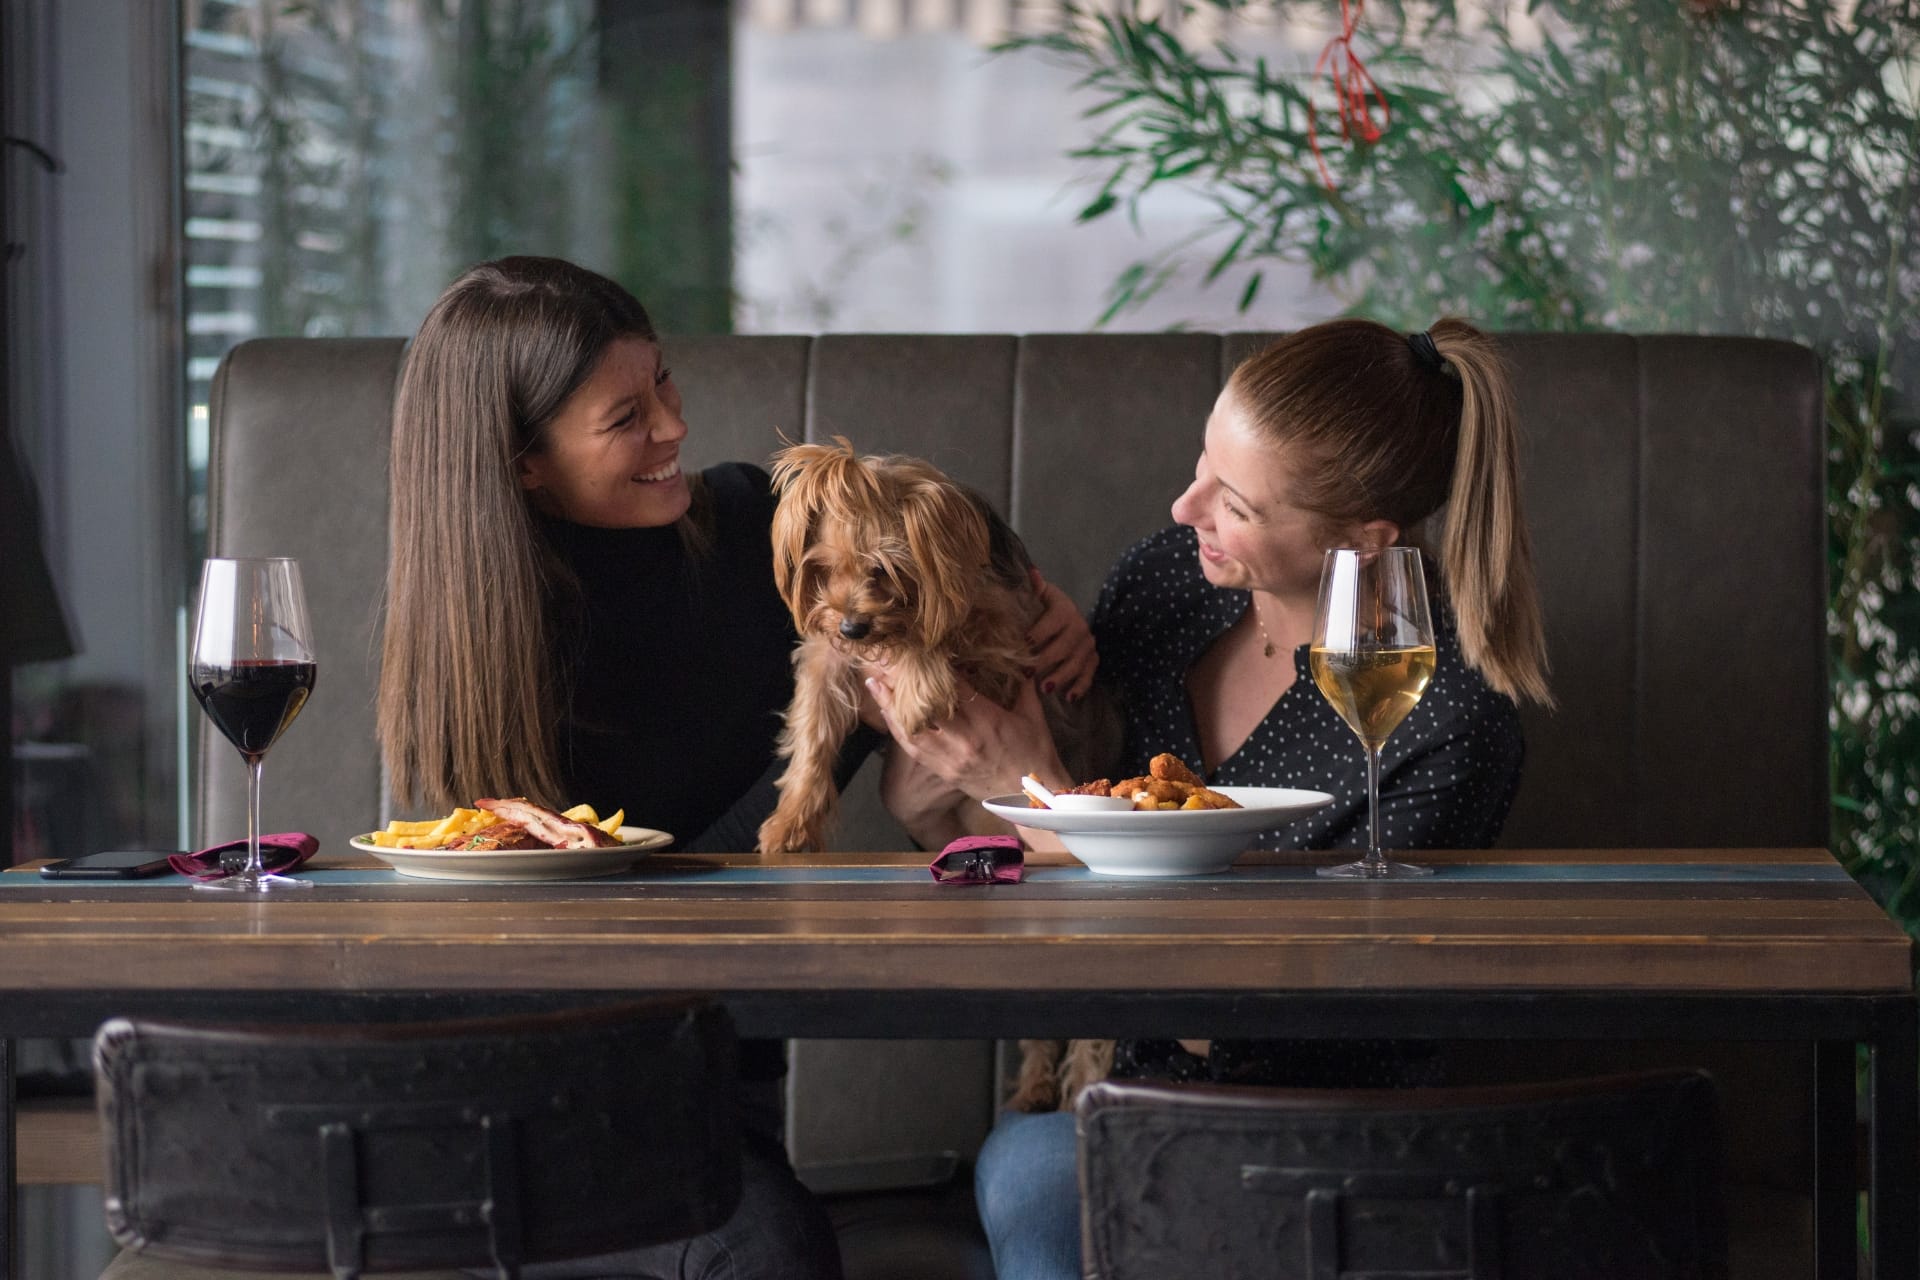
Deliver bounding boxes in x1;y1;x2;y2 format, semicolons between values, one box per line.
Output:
1427;319;1553;707
961;317;1553;1280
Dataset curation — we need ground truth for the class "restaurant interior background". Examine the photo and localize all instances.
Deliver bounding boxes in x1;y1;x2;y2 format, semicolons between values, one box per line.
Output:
3;0;1915;1275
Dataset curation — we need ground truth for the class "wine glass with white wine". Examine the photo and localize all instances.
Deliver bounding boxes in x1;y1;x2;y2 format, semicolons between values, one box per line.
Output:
1310;547;1437;878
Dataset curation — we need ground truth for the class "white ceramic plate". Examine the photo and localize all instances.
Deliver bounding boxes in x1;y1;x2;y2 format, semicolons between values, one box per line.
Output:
348;826;674;881
981;786;1333;877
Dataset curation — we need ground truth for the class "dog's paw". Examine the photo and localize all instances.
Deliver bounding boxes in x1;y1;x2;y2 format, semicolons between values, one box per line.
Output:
890;697;955;740
892;709;934;739
756;809;821;856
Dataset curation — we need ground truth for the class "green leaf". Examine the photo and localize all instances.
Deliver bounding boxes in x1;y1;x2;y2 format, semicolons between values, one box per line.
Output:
1205;228;1250;283
1238;270;1264;312
1077;191;1119;222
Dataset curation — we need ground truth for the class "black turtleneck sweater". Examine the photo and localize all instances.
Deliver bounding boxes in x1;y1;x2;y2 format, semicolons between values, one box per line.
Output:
542;461;874;853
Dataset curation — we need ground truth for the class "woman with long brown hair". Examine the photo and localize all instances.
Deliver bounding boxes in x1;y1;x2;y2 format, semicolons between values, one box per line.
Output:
382;256;1093;847
378;256;804;844
874;317;1552;1280
381;255;852;1279
379;255;1095;1279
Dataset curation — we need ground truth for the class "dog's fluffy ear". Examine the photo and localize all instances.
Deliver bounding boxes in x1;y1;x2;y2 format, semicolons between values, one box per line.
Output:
769;439;873;627
900;477;991;648
769;438;856;497
770;442;840;626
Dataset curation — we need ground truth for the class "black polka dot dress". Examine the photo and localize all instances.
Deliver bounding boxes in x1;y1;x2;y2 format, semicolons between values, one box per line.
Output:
1092;524;1523;851
1091;524;1526;1088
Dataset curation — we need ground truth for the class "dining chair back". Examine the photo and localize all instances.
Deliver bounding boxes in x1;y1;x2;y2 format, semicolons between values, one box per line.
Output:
1077;1071;1728;1280
92;998;740;1279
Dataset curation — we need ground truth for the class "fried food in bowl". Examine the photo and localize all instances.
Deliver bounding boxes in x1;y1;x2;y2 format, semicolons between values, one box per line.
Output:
1031;753;1243;811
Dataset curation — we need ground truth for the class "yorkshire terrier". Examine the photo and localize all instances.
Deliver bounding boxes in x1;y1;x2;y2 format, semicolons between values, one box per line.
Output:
755;437;1119;1109
755;437;1112;857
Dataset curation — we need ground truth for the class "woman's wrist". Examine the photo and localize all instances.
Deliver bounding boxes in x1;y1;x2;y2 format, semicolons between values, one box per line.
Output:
899;804;970;851
994;748;1071;799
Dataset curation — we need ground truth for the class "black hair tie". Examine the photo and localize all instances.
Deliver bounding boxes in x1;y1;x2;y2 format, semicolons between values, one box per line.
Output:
1407;330;1446;373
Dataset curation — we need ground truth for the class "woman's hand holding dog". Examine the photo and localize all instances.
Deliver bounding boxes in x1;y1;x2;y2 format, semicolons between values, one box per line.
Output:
866;672;1068;811
868;574;1098;848
1026;569;1097;700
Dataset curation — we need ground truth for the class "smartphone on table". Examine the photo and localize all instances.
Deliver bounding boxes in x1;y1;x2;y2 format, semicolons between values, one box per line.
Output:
39;851;181;880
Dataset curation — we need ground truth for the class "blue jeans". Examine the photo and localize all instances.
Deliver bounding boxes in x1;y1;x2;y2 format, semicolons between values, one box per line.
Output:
973;1110;1079;1280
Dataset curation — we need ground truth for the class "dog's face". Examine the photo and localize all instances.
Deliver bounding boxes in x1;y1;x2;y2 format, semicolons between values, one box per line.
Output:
770;439;992;655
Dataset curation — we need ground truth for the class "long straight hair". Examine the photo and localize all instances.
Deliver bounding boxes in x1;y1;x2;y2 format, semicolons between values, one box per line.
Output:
1229;317;1553;706
379;256;666;811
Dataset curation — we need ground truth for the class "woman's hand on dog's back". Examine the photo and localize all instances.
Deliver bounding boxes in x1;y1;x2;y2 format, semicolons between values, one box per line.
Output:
1026;569;1098;701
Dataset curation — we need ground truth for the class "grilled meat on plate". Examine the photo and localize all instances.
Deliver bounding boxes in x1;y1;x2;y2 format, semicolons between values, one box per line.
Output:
476;797;620;848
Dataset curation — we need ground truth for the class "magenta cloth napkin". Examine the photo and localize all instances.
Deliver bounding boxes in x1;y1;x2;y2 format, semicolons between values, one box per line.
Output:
168;833;319;882
929;835;1024;885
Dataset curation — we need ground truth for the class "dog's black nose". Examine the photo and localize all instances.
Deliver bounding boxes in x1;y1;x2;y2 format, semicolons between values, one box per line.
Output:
839;617;872;640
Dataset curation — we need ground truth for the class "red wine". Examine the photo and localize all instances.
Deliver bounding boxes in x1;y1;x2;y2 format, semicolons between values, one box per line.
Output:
191;659;316;761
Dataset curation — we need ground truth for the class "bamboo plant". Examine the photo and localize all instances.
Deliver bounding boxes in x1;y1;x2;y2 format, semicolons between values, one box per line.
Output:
1009;0;1920;919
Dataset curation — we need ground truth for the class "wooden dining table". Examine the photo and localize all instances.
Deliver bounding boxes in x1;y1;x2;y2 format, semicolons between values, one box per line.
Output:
0;845;1912;1279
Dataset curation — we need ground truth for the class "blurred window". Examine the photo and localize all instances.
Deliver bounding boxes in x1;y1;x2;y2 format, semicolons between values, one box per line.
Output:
16;0;1341;867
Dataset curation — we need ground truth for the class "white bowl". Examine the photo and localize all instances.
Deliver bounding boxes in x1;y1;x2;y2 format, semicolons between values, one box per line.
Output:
981;787;1334;877
1042;793;1136;813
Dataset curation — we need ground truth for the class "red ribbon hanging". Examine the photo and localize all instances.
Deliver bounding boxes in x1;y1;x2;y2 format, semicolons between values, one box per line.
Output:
1307;0;1391;194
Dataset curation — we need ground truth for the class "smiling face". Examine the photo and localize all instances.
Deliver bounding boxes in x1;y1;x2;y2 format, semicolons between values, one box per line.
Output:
517;336;690;528
1169;385;1359;601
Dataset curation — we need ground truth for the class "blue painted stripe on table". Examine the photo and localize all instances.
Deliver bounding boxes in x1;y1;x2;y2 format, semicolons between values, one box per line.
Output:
8;861;1850;887
336;862;1843;885
678;864;1852;884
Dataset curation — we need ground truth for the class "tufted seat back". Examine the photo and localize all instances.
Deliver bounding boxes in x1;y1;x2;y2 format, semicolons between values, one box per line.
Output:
199;332;1826;858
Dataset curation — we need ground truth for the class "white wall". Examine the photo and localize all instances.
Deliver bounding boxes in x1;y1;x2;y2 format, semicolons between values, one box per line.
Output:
734;24;1341;334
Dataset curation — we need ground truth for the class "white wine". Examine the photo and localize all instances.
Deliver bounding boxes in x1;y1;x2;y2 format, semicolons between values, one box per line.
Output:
1309;645;1437;748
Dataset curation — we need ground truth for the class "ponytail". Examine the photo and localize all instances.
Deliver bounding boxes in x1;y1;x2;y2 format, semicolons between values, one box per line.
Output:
1229;316;1552;708
1427;320;1553;708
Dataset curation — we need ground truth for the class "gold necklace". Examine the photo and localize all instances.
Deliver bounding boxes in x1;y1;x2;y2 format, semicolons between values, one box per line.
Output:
1250;597;1276;659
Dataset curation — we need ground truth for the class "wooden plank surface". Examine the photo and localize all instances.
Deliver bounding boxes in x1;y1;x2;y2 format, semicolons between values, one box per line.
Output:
0;849;1907;994
16;1100;101;1186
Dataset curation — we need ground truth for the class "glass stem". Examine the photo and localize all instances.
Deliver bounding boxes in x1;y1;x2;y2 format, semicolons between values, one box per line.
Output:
1364;742;1383;874
244;754;265;877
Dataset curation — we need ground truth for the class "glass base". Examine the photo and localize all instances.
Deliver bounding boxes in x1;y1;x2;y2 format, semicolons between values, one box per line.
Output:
192;871;313;892
1317;856;1434;879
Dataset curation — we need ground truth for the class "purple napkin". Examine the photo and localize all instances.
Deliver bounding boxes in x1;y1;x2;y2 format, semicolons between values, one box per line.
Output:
929;835;1024;885
168;833;319;882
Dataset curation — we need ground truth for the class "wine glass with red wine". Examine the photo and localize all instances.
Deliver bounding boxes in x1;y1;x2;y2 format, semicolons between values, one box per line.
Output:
189;558;317;892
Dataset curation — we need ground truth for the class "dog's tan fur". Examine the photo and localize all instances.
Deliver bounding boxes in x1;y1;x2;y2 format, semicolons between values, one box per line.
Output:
755;438;1117;1106
1007;1037;1115;1113
756;443;1044;859
759;438;1052;854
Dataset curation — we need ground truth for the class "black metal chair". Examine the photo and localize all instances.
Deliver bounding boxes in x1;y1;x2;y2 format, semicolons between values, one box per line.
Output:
93;998;741;1280
1077;1070;1728;1280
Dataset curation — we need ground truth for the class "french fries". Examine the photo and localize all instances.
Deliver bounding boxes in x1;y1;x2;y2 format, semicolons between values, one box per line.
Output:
562;803;626;832
369;803;627;850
